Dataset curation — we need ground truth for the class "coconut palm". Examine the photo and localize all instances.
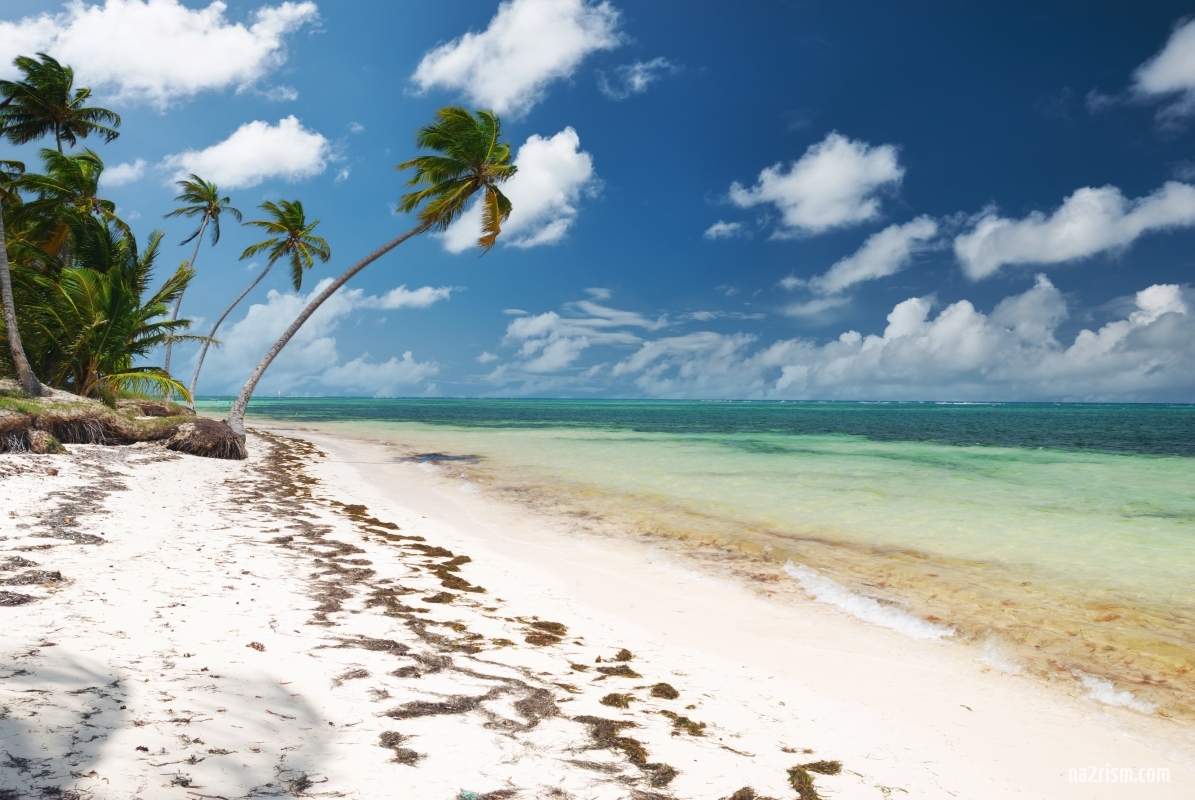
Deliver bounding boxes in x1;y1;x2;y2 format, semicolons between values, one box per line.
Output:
1;53;119;398
186;199;329;409
16;148;129;262
0;53;121;154
12;218;199;402
161;175;241;374
224;107;516;438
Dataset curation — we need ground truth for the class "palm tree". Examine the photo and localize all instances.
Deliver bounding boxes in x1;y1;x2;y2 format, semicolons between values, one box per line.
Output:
16;148;129;262
225;107;516;438
186;199;329;409
13;218;198;402
161;175;241;374
1;53;119;397
0;53;121;154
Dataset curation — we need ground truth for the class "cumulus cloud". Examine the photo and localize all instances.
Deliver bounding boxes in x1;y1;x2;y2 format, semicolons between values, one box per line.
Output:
805;216;938;294
1132;17;1195;120
193;278;450;396
480;279;1195;401
703;220;744;240
161;116;332;189
440;127;596;252
954;182;1195;280
102;158;147;186
0;0;318;108
411;0;621;117
597;56;676;100
728;132;903;237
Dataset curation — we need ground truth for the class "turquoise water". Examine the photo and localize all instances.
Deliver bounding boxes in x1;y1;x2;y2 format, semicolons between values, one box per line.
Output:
199;398;1195;712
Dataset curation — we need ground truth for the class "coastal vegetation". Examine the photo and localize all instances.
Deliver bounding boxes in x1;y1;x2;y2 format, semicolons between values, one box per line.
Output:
1;51;516;459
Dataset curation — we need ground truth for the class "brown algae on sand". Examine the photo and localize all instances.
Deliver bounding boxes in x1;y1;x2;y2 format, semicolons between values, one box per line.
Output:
599;692;634;708
660;710;706;736
649;682;679;699
572;716;678;788
786;760;842;800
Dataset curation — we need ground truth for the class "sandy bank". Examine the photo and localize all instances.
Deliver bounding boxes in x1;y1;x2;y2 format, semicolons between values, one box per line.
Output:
0;426;1191;799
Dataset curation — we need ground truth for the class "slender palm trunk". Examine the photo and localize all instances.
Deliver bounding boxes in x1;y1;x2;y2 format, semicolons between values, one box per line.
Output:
185;262;276;410
227;224;426;437
0;202;46;397
163;214;208;375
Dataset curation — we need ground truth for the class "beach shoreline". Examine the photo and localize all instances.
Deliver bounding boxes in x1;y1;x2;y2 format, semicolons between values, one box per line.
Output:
1;426;1192;798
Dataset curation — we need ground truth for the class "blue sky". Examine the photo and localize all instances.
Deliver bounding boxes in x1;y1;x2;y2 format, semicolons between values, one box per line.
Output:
4;0;1195;400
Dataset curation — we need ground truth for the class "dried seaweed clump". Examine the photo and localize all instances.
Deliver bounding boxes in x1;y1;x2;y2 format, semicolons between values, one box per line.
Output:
599;693;634;709
596;664;641;678
525;620;568;646
573;716;677;788
166;418;247;460
723;789;777;800
786;761;842;800
649;682;679;699
379;731;421;765
660;710;706;736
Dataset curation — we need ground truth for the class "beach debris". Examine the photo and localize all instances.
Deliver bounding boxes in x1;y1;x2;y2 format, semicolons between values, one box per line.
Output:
600;693;635;708
524;620;567;646
331;668;369;687
595;664;641;678
246;641;265;651
649;682;679;699
0;591;36;606
573;716;678;787
422;591;457;603
614;648;634;661
723;789;777;800
660;710;706;736
786;761;842;800
569;662;590;672
379;731;421;765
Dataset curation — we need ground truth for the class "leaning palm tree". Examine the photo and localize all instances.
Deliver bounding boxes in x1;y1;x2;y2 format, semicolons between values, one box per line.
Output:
161;175;241;374
16;148;129;262
0;53;121;154
225;107;516;438
186;199;329;409
1;191;45;396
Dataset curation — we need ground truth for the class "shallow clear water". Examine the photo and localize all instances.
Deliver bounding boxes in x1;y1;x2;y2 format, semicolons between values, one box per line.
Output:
199;398;1195;713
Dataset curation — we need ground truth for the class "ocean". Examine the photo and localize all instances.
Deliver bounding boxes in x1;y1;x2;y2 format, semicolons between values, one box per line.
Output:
198;398;1195;716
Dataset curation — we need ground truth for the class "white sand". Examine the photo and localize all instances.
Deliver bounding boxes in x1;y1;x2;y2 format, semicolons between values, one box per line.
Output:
1;427;1192;799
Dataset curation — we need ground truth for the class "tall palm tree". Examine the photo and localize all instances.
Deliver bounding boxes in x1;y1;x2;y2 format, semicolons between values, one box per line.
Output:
186;199;329;409
16;148;129;262
2;53;119;396
225;107;516;438
0;53;121;154
161;175;241;374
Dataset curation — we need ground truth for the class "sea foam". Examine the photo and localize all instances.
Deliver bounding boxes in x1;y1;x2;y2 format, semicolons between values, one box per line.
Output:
783;561;955;640
1073;671;1158;714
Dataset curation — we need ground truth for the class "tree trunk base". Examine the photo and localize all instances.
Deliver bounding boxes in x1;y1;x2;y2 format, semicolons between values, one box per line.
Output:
165;418;247;460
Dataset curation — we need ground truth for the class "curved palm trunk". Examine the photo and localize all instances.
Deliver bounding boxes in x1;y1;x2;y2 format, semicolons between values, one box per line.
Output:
227;224;426;438
0;201;46;397
185;261;276;410
163;214;209;376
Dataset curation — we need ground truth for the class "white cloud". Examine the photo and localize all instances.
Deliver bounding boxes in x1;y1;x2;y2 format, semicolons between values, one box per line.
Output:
440;127;596;252
480;278;1195;401
320;352;439;397
806;216;938;294
597;56;676;100
349;122;365;134
728;132;903;237
359;285;454;310
953;182;1195;280
1132;18;1195;119
193;278;449;395
411;0;621;117
703;220;744;240
782;296;851;319
0;0;318;109
161;116;332;189
476;351;499;363
102;158;146;186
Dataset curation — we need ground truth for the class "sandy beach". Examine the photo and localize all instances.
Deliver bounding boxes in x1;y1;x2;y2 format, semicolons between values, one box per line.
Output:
2;426;1193;799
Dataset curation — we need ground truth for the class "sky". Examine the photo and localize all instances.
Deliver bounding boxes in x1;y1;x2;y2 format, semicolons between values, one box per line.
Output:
3;0;1195;401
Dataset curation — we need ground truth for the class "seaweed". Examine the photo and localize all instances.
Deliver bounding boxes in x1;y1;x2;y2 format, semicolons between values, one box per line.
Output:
660;710;706;736
613;648;634;661
595;664;641;678
649;683;679;699
422;592;457;604
599;693;634;709
786;761;841;800
379;731;421;765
